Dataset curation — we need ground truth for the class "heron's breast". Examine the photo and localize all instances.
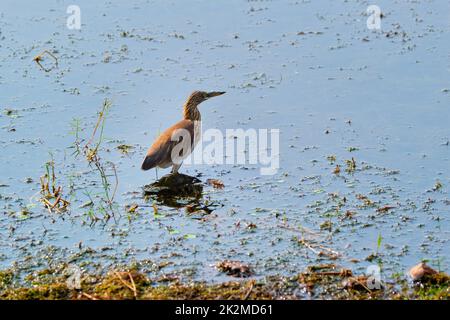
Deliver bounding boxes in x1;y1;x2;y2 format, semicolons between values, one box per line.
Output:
192;121;202;147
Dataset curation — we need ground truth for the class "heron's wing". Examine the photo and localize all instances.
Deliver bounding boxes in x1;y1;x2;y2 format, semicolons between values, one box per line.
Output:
141;119;195;170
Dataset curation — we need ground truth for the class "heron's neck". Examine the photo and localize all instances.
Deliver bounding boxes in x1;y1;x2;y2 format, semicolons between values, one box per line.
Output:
183;102;201;121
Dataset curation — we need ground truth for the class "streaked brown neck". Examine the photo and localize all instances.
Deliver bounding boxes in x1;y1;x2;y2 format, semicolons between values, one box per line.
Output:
183;101;201;121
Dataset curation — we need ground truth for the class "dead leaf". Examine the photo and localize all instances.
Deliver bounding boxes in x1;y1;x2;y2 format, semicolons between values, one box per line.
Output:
207;179;224;189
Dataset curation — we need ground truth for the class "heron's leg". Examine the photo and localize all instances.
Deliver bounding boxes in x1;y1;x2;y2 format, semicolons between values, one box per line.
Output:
171;162;182;174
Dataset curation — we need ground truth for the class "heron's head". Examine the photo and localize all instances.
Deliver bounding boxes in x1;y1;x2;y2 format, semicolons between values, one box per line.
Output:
186;91;226;106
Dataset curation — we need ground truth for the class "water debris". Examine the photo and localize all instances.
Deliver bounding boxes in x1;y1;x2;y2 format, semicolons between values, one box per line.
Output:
33;50;58;72
126;203;139;213
356;194;375;207
3;109;18;117
206;178;224;189
327;155;337;164
169;32;185;40
102;52;111;63
432;181;443;191
345;158;357;173
299;264;352;293
297;31;323;36
333;165;341;175
320;220;332;231
216;260;252;278
246;222;257;230
342;275;382;292
376;205;395;213
116;144;134;155
296;237;340;260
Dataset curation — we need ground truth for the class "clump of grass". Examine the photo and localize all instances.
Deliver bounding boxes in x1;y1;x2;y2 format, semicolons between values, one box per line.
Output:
345;157;357;173
92;271;150;299
39;155;70;213
0;270;14;290
77;99;118;222
83;99;113;163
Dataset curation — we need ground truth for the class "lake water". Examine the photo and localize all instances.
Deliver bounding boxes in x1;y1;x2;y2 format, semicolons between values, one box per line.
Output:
0;0;448;283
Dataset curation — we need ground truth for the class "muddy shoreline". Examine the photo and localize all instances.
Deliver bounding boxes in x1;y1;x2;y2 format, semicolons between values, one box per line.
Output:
1;263;448;300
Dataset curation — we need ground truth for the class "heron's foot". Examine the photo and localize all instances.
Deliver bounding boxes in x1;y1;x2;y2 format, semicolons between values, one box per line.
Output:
171;163;182;174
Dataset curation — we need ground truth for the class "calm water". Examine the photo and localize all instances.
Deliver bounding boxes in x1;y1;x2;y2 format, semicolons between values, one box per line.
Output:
0;0;448;282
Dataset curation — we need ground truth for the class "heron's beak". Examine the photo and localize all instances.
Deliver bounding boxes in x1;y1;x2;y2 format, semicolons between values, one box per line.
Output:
206;91;226;99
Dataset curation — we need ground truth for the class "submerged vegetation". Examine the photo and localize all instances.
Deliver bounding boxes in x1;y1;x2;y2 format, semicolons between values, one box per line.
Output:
37;99;119;223
80;99;118;221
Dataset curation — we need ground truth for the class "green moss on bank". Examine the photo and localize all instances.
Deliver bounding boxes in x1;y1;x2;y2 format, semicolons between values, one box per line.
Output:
0;266;448;300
